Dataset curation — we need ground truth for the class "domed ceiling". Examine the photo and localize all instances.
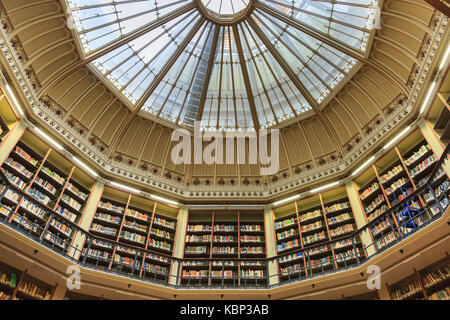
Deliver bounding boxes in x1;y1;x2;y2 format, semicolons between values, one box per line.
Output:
0;0;446;202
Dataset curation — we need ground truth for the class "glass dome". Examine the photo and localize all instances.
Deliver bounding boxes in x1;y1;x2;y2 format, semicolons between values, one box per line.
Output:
67;0;376;130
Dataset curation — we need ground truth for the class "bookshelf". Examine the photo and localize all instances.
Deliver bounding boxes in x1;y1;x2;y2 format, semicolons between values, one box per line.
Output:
0;261;55;300
182;210;266;287
0;131;96;253
274;187;362;282
353;129;450;253
82;187;178;283
387;256;450;300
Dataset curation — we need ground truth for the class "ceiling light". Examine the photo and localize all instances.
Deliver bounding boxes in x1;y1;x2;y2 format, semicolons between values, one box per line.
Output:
273;195;300;207
34;127;64;150
5;84;24;116
310;181;340;194
110;181;141;194
150;194;179;206
352;156;376;177
419;81;436;114
72;156;98;177
439;44;450;71
383;126;411;150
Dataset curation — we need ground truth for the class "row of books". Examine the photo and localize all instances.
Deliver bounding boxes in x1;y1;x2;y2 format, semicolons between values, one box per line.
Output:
329;223;354;238
98;201;124;214
147;238;171;251
404;144;430;167
20;198;47;220
40;166;65;185
120;231;146;245
60;194;82;211
28;187;51;206
367;204;388;222
143;263;168;274
379;164;403;184
13;146;38;166
2;187;20;203
34;177;57;195
277;228;298;241
325;202;350;213
152;217;175;229
91;223;117;236
66;182;88;201
410;154;438;178
83;248;110;260
50;218;73;236
214;224;235;232
327;212;353;225
278;252;303;264
126;208;150;222
213;235;235;243
277;239;300;252
300;220;323;232
241;225;263;232
187;224;211;232
299;209;322;222
240;247;264;254
365;194;385;214
303;231;327;246
421;264;449;288
4;158;33;179
241;270;264;278
391;279;422;300
151;227;172;240
3;170;27;189
371;218;391;236
186;234;210;243
240;235;262;243
94;212;121;224
123;220;147;233
274;217;296;230
0;204;12;217
17;280;51;300
360;182;379;200
385;177;409;196
212;246;236;254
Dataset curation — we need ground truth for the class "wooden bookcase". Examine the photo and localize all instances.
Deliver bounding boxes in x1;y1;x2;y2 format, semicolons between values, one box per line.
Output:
387;255;450;300
0;130;96;253
82;187;178;283
182;210;266;288
0;261;56;300
273;186;362;283
354;129;450;253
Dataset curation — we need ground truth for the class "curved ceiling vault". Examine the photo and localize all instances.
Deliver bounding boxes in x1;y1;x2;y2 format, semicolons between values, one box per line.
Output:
0;0;447;202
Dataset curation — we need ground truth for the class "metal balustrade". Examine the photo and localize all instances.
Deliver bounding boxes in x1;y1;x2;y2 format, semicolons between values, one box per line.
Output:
0;145;448;290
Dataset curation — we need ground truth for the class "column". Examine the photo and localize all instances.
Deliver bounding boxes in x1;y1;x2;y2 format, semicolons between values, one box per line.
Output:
0;120;26;164
419;119;450;175
345;180;376;257
169;207;188;285
264;207;279;286
68;181;105;260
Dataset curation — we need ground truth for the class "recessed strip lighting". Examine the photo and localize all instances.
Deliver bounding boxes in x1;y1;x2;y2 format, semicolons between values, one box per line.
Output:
439;44;450;71
5;84;24;116
150;194;179;206
383;125;411;150
273;194;300;207
33;127;64;150
310;181;340;194
419;81;436;115
352;155;376;177
110;181;141;194
72;156;98;177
